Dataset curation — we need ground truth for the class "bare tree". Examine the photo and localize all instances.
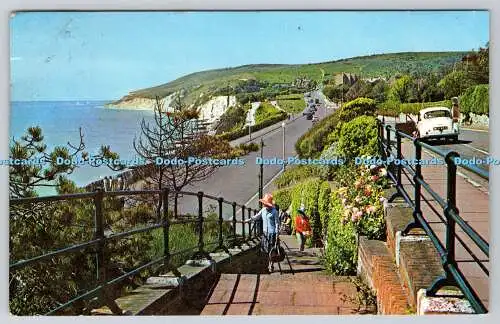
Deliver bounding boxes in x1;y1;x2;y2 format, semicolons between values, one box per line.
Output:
133;94;236;217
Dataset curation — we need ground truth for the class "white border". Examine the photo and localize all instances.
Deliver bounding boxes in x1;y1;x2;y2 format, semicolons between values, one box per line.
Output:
1;2;497;324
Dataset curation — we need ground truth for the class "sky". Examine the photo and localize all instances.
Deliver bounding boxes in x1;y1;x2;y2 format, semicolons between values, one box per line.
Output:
10;11;489;101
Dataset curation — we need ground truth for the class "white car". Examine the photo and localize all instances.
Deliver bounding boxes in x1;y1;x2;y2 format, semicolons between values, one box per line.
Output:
416;107;459;141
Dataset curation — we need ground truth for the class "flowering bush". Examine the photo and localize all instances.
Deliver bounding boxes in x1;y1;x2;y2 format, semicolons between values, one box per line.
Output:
336;161;388;240
323;160;389;274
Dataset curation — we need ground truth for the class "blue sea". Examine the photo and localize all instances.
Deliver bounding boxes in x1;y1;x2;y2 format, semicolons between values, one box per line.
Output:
10;101;155;195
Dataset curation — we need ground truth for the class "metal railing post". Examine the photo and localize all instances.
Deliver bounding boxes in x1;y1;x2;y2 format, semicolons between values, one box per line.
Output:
94;188;105;284
218;197;224;248
445;152;460;267
197;191;205;253
385;125;392;172
232;202;237;240
396;131;402;188
402;140;423;235
162;188;170;267
242;205;246;240
174;191;178;218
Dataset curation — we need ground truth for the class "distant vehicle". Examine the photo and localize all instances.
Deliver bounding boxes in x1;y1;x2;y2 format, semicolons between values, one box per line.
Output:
302;108;314;116
416;107;459;141
306;114;313;120
312;116;318;123
309;99;314;104
315;98;320;104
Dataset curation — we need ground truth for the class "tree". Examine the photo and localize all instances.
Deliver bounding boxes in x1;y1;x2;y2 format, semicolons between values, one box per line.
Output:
387;75;413;103
9;127;136;316
437;70;474;99
9;127;123;199
133;95;236;216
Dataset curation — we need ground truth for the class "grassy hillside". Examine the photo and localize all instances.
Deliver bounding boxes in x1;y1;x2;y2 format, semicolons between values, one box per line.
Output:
111;51;465;105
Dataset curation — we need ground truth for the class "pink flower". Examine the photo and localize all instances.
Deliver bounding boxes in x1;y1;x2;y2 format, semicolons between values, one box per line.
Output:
379;197;387;203
371;175;380;182
366;205;377;214
364;186;372;196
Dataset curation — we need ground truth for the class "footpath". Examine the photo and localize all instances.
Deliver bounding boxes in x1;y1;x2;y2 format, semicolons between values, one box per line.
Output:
201;235;364;315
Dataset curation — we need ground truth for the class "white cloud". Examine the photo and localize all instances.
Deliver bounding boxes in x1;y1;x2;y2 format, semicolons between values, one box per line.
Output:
10;57;22;61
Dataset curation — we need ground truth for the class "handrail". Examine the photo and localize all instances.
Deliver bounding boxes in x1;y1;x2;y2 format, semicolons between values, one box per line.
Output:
378;119;489;314
9;187;263;315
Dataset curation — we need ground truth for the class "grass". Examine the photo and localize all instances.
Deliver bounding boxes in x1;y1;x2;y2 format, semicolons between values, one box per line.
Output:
277;95;306;113
255;102;282;124
110;52;466;105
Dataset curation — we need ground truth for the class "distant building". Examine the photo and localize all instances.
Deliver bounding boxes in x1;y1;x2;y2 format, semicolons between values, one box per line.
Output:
333;73;358;87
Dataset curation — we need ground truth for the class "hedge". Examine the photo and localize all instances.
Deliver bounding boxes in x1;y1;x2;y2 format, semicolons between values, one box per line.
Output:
460;84;489;116
323;191;358;275
288;177;324;246
274;165;322;189
218;112;288;141
377;100;452;115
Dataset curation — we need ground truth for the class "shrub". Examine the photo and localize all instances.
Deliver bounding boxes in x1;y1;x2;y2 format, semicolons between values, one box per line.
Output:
273;187;292;212
460;84;489;116
318;181;332;239
324;190;358;275
336;116;378;162
218;112;287;141
274;165;322;189
289;178;324;246
295;110;341;158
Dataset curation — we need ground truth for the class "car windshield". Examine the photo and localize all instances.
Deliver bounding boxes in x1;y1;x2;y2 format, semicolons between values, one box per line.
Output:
423;110;450;119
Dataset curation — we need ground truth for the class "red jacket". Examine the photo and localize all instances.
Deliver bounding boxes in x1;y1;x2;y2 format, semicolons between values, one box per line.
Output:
295;215;311;234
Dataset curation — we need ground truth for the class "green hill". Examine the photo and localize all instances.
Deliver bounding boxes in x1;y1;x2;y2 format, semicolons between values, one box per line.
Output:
110;51;465;106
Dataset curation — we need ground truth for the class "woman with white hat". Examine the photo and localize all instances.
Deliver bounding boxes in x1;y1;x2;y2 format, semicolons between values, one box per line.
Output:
244;193;280;273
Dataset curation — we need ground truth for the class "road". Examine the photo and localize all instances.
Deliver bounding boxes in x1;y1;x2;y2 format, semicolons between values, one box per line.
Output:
177;90;333;219
382;116;490;190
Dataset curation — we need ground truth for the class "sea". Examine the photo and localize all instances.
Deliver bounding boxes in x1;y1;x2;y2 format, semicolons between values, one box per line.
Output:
9;101;155;196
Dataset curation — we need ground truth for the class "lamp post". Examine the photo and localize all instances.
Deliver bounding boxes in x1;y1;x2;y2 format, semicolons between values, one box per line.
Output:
259;138;264;209
282;121;286;170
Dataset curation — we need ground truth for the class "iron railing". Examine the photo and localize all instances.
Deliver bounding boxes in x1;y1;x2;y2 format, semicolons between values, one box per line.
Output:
378;120;489;313
9;188;262;315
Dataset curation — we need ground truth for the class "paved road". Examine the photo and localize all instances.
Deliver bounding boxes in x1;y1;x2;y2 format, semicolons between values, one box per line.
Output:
177;90;334;219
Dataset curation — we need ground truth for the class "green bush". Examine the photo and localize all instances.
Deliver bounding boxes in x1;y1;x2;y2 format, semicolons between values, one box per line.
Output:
399;100;451;115
377;99;452;116
288;178;324;246
460;84;489;115
324;191;358;275
336;116;378;161
295;110;341;158
218;112;288;141
318;181;332;238
273;187;292;212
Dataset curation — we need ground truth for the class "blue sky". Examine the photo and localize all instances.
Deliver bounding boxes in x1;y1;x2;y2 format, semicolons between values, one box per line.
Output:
10;11;489;101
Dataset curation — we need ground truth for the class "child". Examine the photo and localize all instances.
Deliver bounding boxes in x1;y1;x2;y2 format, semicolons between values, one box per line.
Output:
295;209;312;252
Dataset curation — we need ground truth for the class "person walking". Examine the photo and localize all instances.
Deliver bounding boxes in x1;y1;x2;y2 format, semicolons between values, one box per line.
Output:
244;193;280;273
295;209;312;252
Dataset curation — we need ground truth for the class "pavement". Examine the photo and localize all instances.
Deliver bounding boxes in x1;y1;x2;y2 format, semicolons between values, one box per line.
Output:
399;139;489;309
201;235;365;315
